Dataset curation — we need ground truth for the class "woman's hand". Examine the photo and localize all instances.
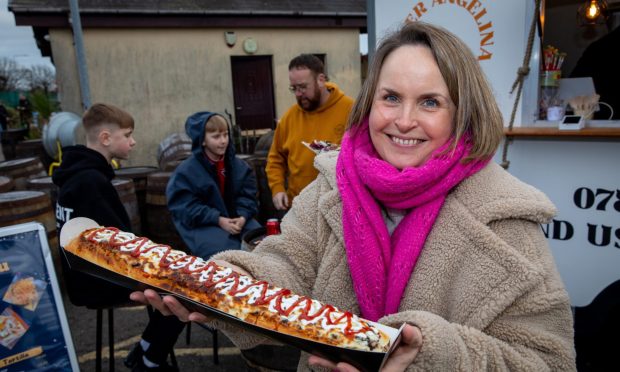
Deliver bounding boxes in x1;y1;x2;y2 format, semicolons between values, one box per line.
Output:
308;324;423;372
130;289;210;322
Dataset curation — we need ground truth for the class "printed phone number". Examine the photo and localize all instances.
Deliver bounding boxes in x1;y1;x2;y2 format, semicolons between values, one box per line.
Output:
573;188;620;212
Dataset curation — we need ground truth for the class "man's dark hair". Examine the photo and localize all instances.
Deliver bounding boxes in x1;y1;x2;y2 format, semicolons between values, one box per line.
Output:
288;54;325;78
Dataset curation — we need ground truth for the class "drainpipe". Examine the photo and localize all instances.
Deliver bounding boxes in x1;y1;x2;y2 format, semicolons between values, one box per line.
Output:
68;0;91;110
366;0;376;61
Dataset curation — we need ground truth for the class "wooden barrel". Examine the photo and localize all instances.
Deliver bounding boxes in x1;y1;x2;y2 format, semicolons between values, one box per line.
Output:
0;176;14;192
0;191;61;281
26;176;58;208
253;129;274;156
112;178;141;235
0;128;28;160
145;172;187;251
0;190;57;246
114;166;158;234
0;157;47;190
157;132;192;171
16;138;53;170
236;153;254;166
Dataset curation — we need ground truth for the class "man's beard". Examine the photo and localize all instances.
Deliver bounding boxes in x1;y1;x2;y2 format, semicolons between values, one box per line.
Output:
296;89;322;112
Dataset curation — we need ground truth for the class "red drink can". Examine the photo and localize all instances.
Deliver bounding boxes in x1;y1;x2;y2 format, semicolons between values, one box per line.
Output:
266;218;281;235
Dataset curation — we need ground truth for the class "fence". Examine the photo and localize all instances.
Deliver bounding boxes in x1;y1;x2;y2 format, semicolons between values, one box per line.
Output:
0;91;59;109
0;91;20;107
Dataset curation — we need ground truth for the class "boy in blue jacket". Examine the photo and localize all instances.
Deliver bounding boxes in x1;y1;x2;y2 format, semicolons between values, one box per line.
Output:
166;111;261;259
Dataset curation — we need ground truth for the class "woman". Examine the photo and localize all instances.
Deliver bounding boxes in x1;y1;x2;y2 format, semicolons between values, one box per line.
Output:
133;22;576;371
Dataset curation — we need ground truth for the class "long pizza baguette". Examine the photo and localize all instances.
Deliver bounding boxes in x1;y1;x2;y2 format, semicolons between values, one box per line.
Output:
64;226;391;352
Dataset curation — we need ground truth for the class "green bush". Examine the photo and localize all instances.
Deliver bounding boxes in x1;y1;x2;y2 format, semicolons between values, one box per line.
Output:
29;89;59;123
6;106;21;129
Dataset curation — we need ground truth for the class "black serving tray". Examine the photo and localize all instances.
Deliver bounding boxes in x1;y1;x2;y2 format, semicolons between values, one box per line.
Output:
60;219;403;372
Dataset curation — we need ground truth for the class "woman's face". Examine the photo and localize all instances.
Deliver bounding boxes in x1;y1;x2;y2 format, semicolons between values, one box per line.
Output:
369;45;455;169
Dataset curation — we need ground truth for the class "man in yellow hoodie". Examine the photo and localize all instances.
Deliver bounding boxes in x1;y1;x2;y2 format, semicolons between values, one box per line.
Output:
267;54;354;210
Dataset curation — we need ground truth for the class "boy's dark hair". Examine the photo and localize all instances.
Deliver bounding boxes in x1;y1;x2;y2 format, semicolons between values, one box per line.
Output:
288;54;326;79
82;103;135;133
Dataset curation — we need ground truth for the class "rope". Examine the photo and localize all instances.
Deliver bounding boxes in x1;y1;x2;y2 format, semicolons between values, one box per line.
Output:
500;0;541;169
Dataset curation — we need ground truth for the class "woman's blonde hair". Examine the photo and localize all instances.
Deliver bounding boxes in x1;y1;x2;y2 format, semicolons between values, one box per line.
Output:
349;22;504;161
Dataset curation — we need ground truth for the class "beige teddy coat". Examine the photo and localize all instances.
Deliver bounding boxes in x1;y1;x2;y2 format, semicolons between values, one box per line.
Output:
214;152;576;371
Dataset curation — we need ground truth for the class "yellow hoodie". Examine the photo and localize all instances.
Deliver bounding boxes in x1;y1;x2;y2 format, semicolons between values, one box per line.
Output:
266;82;353;202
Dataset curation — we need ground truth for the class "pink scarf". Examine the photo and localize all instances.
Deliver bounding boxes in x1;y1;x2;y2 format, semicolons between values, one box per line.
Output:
336;119;489;321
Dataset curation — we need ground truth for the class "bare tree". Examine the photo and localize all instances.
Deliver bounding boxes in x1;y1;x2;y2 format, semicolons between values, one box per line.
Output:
29;64;56;93
0;57;22;91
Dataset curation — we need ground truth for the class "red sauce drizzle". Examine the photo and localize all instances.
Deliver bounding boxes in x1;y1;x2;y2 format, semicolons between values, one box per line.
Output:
85;227;372;337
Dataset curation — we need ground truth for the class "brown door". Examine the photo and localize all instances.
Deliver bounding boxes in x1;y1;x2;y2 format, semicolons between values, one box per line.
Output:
231;56;276;131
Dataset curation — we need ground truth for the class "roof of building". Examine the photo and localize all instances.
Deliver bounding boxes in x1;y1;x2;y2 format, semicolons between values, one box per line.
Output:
9;1;367;59
9;0;366;15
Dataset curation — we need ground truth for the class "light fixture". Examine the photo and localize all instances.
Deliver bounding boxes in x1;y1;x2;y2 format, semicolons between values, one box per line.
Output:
224;31;236;47
577;0;609;26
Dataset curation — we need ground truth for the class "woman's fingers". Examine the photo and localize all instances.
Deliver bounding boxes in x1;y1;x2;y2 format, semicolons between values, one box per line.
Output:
142;289;173;316
307;355;338;370
129;291;147;304
161;295;193;322
132;289;212;323
309;325;423;372
160;296;211;323
188;312;210;323
381;324;423;372
308;355;359;372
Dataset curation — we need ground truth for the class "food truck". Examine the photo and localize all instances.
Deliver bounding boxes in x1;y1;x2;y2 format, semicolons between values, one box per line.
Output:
368;0;620;369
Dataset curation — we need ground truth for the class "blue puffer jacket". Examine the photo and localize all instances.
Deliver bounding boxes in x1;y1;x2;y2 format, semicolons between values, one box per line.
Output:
166;111;260;258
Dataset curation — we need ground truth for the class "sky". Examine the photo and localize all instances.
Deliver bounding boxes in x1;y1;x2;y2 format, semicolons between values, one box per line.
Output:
0;0;55;70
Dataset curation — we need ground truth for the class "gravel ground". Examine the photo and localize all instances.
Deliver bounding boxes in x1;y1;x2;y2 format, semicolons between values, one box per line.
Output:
63;299;252;372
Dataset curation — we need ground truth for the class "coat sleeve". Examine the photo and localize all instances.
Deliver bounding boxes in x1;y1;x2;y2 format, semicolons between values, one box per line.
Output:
380;219;576;372
233;160;259;221
166;166;221;227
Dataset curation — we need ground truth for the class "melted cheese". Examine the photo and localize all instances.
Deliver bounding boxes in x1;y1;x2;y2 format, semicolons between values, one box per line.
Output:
88;228;383;346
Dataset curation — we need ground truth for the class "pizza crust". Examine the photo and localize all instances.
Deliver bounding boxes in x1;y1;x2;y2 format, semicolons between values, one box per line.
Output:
64;226;391;352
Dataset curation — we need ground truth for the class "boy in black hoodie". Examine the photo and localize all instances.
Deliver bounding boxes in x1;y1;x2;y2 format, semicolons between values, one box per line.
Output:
53;103;184;371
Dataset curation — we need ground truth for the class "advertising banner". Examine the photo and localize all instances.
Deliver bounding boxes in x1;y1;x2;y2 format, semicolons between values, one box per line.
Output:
0;222;78;371
370;0;540;125
495;139;620;307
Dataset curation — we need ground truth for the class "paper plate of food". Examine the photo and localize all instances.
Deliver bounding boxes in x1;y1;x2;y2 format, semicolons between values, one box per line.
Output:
59;218;404;372
302;140;340;155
